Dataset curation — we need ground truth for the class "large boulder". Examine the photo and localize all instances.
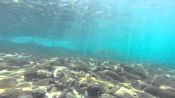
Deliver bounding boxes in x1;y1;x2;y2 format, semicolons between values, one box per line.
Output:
151;75;175;88
144;85;175;98
87;84;104;97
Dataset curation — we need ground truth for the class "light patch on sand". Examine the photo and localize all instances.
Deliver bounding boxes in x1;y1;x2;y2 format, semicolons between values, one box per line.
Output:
17;78;24;82
118;83;132;89
0;70;11;74
158;68;162;71
0;76;8;80
13;0;20;3
0;89;6;94
0;69;24;77
22;87;32;91
160;85;172;90
47;57;59;62
116;87;136;97
30;61;35;64
97;80;114;87
16;69;25;73
3;53;16;58
166;74;171;78
46;92;61;98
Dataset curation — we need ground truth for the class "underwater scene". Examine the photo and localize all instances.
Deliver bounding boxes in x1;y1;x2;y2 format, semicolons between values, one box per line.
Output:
0;0;175;98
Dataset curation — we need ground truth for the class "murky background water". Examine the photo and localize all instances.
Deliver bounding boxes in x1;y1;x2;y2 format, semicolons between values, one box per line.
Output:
0;0;175;65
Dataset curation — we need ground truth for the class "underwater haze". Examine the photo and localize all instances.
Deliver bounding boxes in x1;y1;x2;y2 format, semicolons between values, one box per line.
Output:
1;1;175;98
0;0;175;65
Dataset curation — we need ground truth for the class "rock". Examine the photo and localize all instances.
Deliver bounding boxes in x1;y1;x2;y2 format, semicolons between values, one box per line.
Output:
118;71;141;80
54;70;66;79
32;78;53;86
131;80;148;90
0;89;23;98
93;66;113;72
87;71;98;78
71;65;90;72
114;65;124;73
113;87;136;98
0;65;8;71
49;60;59;66
45;91;61;98
55;82;68;91
24;69;38;81
130;65;148;79
144;85;175;98
6;59;30;66
42;65;54;72
103;70;125;82
108;86;120;94
0;65;19;70
47;84;57;92
122;65;148;79
24;69;50;81
0;78;18;88
87;84;104;97
136;91;155;98
144;85;160;96
100;94;116;98
66;92;81;98
151;75;175;88
15;82;32;88
123;65;132;72
113;93;134;98
66;93;76;98
37;70;52;79
59;89;70;98
32;88;46;98
48;57;70;67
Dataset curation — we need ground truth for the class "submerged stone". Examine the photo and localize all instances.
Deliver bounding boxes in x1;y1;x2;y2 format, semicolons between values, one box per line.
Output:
87;84;104;97
24;69;38;81
151;75;175;88
103;70;125;82
24;69;51;81
144;85;175;98
131;80;148;90
122;65;148;79
32;88;46;98
118;71;141;80
113;87;137;98
32;78;52;86
136;91;155;98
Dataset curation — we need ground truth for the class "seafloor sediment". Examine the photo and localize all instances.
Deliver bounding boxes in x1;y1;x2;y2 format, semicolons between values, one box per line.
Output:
0;53;175;98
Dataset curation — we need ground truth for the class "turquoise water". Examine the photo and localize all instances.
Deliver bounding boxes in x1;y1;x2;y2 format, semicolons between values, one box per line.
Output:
0;0;175;65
